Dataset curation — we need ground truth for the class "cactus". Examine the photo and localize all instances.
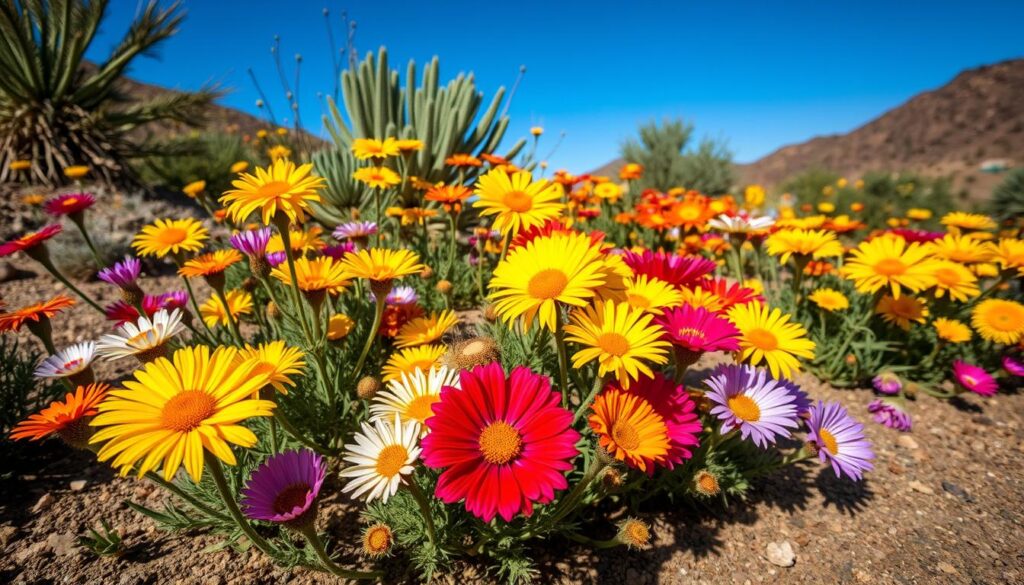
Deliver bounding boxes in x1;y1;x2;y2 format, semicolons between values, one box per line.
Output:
311;48;525;225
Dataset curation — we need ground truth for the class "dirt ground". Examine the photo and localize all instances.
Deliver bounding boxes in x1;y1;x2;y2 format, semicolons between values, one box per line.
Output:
2;257;1023;585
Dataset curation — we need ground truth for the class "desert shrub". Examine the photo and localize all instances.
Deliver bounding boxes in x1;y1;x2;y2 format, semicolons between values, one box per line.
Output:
620;118;734;195
137;131;251;196
0;337;56;442
991;167;1024;223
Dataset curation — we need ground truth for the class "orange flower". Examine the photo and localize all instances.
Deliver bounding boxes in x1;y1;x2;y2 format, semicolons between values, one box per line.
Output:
444;153;482;167
619;163;644;181
0;295;75;332
10;383;109;447
178;249;243;278
424;184;472;213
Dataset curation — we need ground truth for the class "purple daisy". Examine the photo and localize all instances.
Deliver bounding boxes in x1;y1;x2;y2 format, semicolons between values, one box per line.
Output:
333;221;378;241
384;285;418;306
867;399;912;432
1002;355;1024;377
230;227;272;258
97;256;141;288
807;401;874;481
704;364;802;448
266;251;287;267
241;449;325;528
322;242;356;259
871;371;902;395
952;360;997;397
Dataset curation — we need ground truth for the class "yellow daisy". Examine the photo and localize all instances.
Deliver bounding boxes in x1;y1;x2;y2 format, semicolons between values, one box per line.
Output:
990;238;1024;276
930;233;994;264
623;275;683;314
89;345;275;482
132;218;208;258
221;159;325;225
381;344;446;382
971;299;1024;345
875;295;928;331
340;248;424;293
327;314;355;341
727;301;815;379
266;225;326;254
841;234;938;298
765;229;844;265
489;231;608;331
200;289;253;327
270;256;349;295
929;261;979;302
351;138;401;160
941;211;996;232
473;168;565;236
933;318;971;343
237;341;306;394
353;166;401;189
395;310;459;348
564;301;670;389
807;288;849;312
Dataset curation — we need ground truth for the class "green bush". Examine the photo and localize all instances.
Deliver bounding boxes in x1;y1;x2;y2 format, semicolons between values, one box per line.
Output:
991;167;1024;223
620;118;734;195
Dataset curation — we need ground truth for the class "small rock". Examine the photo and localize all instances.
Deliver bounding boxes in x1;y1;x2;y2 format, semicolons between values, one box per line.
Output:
69;479;88;492
13;540;47;563
888;462;905;475
0;525;17;547
896;435;919;450
909;480;935;495
941;481;973;502
32;493;55;513
853;569;873;583
45;532;79;557
765;541;796;568
937;561;958;574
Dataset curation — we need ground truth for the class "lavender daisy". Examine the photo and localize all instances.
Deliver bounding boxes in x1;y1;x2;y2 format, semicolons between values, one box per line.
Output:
333;221;378;244
871;371;902;395
230;227;272;258
34;341;96;384
704;364;802;447
97;256;141;288
385;285;418;306
807;401;874;481
241;449;326;529
867;399;912;432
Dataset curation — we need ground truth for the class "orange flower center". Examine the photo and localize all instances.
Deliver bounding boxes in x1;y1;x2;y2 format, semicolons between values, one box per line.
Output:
873;258;906;276
478;421;522;465
597;332;631;357
374;444;409;477
156;227;187;245
527;269;568;300
745;328;778;351
272;483;311;514
818;428;839;455
364;526;391;553
627;294;651;309
727;395;761;422
404;395;439;423
934;267;960;286
256;180;292;199
985;306;1022;330
611;420;641;451
62;197;79;207
502;190;533;213
623;520;650;546
696;471;720;494
161;390;216;432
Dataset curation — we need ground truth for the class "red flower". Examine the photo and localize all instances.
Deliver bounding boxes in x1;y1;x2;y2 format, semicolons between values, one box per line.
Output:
656;304;740;354
621;250;716;288
44;192;96;216
694;277;763;312
421;363;580;522
0;224;62;257
508;219;605;251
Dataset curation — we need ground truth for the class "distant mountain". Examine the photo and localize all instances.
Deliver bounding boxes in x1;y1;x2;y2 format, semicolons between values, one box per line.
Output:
594;59;1024;200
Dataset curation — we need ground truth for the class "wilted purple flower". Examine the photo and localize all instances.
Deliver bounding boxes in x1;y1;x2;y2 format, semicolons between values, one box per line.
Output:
322;242;356;259
333;221;377;241
867;399;912;432
230;227;272;258
872;371;902;395
266;251;287;267
1002;355;1024;377
807;401;874;481
97;256;141;287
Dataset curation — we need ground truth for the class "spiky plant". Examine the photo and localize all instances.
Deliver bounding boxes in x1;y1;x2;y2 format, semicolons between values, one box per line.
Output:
620;118;734;195
0;0;217;186
312;48;525;225
991;168;1024;223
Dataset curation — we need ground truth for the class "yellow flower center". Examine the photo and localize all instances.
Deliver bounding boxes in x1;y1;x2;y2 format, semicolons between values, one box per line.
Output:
745;328;778;351
818;428;839;455
696;471;720;494
404;395;439;423
527;268;569;300
156;227;187;245
272;483;311;514
677;205;701;221
256;180;292;199
986;306;1023;331
502;190;533;212
478;421;522;465
727;395;761;422
627;294;651;309
62;197;79;207
676;326;705;340
623;520;650;546
597;332;631;357
611;420;641;451
364;526;391;553
162;390;216;432
461;340;487;356
873;258;906;276
374;444;409;477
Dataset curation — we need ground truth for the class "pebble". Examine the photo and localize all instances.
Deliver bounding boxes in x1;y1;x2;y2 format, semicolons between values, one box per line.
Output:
764;541;796;567
70;479;88;492
45;532;79;557
0;525;17;547
941;481;972;502
909;480;935;495
937;561;958;574
897;435;919;450
32;493;55;513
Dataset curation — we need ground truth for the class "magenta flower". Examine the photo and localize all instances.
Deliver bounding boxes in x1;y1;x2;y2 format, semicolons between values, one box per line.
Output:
322;242;356;259
807;401;874;481
333;221;378;241
621;250;716;287
704;364;803;448
230;227;272;258
104;291;187;326
609;373;702;474
241;449;325;528
871;371;902;395
44;192;96;216
1002;355;1024;377
97;257;141;288
952;360;998;397
266;251;287;267
886;228;944;243
867;399;912;432
656;304;740;361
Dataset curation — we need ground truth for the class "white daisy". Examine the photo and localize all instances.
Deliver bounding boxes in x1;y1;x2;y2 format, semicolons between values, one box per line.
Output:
369;365;460;431
34;341;96;380
96;308;185;361
339;413;421;503
708;213;775;235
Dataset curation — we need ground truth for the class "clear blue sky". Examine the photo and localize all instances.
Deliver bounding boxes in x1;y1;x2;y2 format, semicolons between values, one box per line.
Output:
89;0;1024;172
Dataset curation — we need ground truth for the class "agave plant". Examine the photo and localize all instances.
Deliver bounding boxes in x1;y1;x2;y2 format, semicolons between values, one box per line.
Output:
0;0;217;186
312;48;525;225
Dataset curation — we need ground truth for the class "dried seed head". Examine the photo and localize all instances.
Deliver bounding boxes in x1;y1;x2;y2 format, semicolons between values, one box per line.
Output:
445;337;500;371
357;376;382;400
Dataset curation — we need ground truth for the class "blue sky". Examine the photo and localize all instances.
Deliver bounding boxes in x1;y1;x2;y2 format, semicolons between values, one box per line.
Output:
90;0;1024;171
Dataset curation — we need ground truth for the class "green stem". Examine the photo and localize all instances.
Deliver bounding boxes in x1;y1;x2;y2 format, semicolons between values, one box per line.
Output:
181;276;216;338
299;525;383;581
269;419;279;454
404;479;437;548
447;213;458;279
213;286;244;345
554;316;571;409
525;456;605;539
70;215;104;268
203;453;273;554
374;189;383;246
274;407;333;456
35;254;105;314
572;374;604;424
352;295;385;380
144;472;230;523
274;217;315;344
